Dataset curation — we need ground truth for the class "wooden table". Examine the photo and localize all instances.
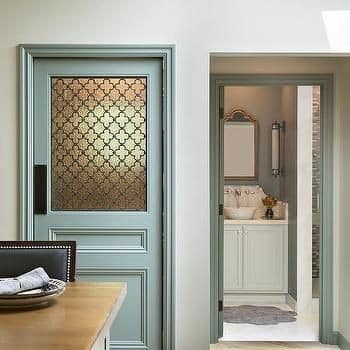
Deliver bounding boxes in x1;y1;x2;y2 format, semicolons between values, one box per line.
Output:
0;282;127;350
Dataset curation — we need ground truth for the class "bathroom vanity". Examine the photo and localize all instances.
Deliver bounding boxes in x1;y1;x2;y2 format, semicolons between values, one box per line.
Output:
224;219;288;296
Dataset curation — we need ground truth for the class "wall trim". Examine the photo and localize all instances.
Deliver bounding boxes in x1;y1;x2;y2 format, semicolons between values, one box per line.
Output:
225;293;288;306
337;332;350;350
19;44;175;350
210;73;334;344
286;294;297;312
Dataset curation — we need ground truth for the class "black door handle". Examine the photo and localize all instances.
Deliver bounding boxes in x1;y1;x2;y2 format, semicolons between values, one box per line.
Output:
34;164;47;214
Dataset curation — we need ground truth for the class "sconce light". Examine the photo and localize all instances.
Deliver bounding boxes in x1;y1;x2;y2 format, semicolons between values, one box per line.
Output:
271;121;285;177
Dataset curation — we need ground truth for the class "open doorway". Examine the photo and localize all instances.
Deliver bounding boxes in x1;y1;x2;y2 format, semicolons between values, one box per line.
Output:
221;84;320;341
210;56;335;346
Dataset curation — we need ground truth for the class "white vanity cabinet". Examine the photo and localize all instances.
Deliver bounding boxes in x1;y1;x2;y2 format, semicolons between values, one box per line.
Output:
224;222;288;293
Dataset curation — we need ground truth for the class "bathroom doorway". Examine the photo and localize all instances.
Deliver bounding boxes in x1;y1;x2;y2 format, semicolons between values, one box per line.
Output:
222;84;320;341
210;58;334;345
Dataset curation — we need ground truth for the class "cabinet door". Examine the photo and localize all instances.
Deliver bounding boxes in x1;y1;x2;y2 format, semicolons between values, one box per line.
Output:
224;225;242;291
243;225;286;292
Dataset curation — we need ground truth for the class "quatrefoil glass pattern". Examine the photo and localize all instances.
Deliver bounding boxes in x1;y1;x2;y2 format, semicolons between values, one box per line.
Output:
51;77;147;211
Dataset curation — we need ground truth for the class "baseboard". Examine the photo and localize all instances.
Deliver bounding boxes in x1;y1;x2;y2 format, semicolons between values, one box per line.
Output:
337;332;350;350
224;293;287;305
286;294;297;311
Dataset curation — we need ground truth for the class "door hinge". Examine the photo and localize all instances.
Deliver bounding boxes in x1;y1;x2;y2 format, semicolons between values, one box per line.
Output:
218;300;223;312
219;107;224;120
219;204;223;216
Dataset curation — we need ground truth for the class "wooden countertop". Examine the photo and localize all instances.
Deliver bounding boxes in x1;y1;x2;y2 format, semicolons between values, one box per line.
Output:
0;282;127;350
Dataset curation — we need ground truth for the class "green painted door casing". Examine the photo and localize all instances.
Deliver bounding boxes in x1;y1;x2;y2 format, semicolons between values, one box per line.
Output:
210;73;335;345
33;57;163;350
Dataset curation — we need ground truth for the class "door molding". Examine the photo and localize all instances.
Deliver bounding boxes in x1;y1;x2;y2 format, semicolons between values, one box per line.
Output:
210;73;335;344
19;44;175;350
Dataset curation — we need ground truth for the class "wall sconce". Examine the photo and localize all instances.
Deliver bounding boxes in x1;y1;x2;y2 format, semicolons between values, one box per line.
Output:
271;121;285;177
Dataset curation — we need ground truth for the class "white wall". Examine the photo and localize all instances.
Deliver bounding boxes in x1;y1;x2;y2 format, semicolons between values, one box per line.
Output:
2;1;350;348
296;86;313;315
280;86;298;300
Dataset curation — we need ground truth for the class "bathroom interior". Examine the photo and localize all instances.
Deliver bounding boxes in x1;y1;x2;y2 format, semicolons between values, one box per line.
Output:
222;84;321;341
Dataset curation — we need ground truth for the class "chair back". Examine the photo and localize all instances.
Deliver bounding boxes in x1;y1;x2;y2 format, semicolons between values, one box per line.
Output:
0;241;76;282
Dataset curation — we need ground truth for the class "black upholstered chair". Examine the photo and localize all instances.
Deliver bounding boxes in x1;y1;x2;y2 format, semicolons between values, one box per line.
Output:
0;241;76;282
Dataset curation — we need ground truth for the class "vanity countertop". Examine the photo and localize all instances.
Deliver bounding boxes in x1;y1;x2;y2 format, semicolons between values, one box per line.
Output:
224;219;288;225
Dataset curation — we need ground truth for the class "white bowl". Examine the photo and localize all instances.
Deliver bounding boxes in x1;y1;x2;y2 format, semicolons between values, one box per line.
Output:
224;207;256;220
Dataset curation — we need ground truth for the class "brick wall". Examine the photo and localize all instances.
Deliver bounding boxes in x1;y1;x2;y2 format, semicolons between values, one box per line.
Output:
312;86;321;278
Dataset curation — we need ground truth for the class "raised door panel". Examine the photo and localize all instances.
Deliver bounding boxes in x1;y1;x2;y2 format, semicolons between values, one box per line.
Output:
224;225;242;291
243;225;286;292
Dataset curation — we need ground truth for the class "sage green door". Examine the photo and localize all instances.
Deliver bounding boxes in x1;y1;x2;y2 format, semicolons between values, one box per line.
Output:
33;58;163;350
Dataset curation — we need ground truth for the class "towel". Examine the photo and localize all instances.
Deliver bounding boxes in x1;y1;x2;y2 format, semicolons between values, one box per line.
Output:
0;267;50;295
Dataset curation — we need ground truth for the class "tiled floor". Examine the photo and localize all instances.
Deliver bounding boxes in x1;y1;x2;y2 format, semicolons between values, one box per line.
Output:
221;300;319;342
211;342;339;350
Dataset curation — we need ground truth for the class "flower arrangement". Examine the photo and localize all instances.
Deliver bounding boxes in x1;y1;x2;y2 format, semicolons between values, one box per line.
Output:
262;195;278;219
262;195;278;209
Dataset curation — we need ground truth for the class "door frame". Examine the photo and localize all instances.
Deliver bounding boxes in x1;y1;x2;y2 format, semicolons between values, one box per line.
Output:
19;44;175;350
210;73;335;344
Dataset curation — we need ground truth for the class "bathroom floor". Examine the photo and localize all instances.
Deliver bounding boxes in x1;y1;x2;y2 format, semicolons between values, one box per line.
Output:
221;300;319;342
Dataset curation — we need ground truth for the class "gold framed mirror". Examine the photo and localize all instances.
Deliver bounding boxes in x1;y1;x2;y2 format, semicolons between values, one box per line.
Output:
224;108;258;181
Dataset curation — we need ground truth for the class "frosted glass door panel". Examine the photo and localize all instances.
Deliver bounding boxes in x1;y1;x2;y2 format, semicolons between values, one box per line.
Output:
51;77;147;211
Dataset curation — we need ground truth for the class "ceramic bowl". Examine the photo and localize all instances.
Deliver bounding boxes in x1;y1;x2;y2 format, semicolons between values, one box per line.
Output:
224;207;257;220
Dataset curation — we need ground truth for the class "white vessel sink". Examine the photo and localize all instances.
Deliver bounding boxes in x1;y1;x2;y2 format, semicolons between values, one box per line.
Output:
224;207;256;220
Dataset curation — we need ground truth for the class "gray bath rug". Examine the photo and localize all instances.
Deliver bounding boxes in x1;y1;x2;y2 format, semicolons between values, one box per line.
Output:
224;305;297;325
